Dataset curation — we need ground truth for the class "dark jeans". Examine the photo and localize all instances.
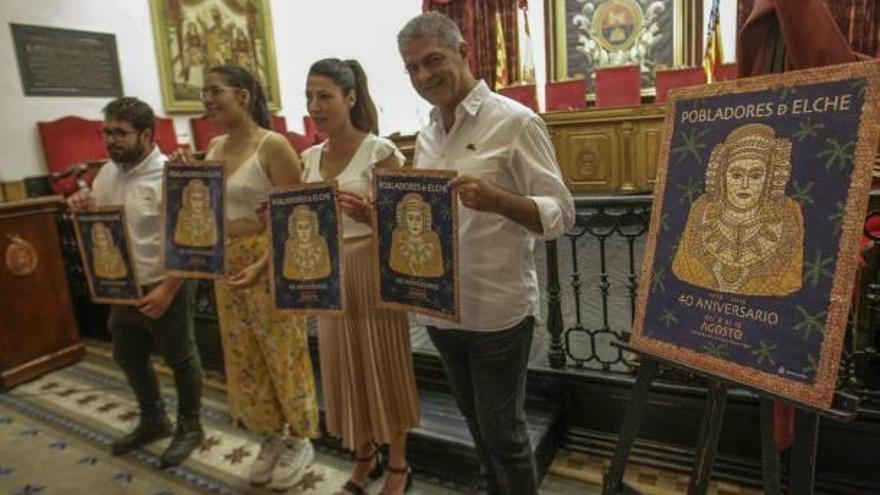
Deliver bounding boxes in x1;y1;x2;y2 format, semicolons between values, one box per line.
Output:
108;281;202;421
427;317;537;495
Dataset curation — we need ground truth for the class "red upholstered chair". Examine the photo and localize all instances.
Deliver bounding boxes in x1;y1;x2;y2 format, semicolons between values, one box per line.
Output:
270;114;287;133
190;116;226;152
545;79;588;112
498;84;539;112
283;131;316;154
37;116;108;195
655;67;705;103
595;65;642;108
714;63;738;82
153;117;180;155
302;115;327;144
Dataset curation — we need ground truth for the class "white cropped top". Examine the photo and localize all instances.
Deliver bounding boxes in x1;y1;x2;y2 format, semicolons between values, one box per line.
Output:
301;134;404;239
206;133;273;222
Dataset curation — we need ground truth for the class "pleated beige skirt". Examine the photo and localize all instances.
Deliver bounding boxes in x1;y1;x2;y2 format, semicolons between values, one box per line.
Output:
318;235;420;450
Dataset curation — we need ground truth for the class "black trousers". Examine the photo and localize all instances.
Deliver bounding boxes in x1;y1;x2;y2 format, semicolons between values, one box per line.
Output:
427;316;537;495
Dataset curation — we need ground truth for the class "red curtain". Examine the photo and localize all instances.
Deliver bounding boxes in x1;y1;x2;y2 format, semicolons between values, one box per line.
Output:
738;0;880;57
422;0;521;89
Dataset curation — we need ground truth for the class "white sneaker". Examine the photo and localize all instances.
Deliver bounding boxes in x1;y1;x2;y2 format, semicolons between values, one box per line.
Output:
249;434;283;485
268;438;314;492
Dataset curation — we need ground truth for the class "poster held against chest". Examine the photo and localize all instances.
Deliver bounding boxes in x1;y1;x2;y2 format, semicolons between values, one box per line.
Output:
632;61;880;409
372;169;459;322
268;182;344;315
73;207;142;304
162;163;226;278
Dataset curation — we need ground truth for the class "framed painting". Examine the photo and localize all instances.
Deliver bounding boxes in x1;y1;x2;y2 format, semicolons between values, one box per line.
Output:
268;182;345;315
372;169;460;322
72;208;143;305
149;0;281;112
545;0;702;96
631;61;880;409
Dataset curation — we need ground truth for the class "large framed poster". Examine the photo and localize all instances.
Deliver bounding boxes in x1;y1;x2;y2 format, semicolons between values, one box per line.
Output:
72;208;142;304
545;0;702;95
149;0;281;112
632;61;880;409
162;163;226;279
268;182;344;315
372;169;459;322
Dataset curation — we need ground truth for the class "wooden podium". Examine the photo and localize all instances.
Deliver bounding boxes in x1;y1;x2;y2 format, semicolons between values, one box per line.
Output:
0;197;83;389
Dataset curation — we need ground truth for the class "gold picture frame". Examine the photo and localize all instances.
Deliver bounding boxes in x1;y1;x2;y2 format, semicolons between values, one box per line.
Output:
149;0;281;113
545;0;702;97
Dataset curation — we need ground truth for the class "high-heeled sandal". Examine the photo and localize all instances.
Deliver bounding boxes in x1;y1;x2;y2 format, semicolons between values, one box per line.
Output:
379;464;412;495
339;444;384;495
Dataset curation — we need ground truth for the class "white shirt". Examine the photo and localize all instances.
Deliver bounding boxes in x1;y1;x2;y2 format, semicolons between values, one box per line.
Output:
413;81;575;331
301;134;405;239
91;145;167;286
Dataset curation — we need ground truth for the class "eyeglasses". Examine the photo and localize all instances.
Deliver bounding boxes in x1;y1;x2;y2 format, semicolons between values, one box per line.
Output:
200;86;236;100
404;53;448;76
102;128;136;141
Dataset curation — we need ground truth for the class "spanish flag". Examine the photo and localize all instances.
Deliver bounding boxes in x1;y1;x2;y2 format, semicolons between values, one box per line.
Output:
703;0;724;83
495;12;509;90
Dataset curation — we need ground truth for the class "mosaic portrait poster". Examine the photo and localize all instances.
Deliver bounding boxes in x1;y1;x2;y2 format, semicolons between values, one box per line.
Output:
373;169;459;322
73;208;142;304
268;182;343;315
163;163;226;279
632;61;880;409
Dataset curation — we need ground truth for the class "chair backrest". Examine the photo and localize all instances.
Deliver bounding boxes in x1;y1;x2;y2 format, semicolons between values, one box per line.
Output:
545;78;588;112
270;114;287;133
37;116;107;174
714;63;738;82
283;131;315;154
302;115;327;144
498;84;539;113
595;65;642;108
190;116;226;152
655;67;705;103
153;117;180;155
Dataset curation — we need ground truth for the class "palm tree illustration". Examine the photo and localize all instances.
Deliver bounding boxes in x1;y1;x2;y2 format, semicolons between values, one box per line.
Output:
794;305;827;341
792;118;825;142
818;138;855;171
804;250;835;288
672;128;709;165
752;341;777;366
790;180;815;207
659;308;678;328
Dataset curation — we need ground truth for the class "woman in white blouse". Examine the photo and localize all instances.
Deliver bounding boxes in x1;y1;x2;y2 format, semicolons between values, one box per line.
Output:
301;58;419;495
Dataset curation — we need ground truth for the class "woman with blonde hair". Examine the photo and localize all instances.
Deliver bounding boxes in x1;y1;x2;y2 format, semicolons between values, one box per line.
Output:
201;64;319;491
301;58;419;495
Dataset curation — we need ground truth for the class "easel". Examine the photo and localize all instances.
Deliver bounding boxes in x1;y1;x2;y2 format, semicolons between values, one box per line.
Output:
601;343;860;495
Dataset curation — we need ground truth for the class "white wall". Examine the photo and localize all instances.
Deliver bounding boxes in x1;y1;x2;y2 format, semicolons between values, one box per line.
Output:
0;0;426;182
1;0;739;182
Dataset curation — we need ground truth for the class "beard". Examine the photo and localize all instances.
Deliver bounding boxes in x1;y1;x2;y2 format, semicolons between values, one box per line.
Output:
108;143;146;165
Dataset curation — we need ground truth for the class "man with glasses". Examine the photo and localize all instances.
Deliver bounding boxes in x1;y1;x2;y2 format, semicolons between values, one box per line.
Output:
397;12;575;495
67;97;204;468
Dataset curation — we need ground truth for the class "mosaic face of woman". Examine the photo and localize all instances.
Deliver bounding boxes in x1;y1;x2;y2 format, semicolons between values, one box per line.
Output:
405;208;424;236
724;157;767;211
188;188;208;211
295;218;312;243
93;225;111;249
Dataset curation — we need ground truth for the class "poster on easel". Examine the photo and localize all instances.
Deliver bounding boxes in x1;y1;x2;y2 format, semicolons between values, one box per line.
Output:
268;182;344;315
73;207;142;304
631;61;880;409
162;163;225;279
372;169;459;322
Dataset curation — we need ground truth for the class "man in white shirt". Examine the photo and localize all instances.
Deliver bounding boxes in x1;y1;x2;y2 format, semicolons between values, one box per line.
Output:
67;97;204;468
398;12;575;495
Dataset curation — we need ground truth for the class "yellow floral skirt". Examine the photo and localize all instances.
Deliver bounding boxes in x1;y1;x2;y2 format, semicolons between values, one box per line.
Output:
214;232;319;438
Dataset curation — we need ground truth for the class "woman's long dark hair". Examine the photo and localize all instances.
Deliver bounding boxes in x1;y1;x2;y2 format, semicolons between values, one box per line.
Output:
208;64;271;129
308;58;379;134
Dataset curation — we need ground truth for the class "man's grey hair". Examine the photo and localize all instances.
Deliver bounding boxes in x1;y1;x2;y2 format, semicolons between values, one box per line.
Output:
397;12;465;53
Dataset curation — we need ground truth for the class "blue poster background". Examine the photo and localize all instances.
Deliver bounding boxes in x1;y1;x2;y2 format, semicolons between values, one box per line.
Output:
644;78;868;384
269;186;342;311
163;165;225;276
77;211;140;301
375;175;456;317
